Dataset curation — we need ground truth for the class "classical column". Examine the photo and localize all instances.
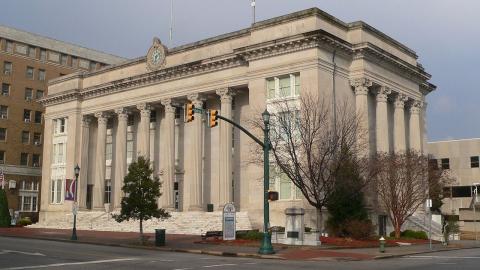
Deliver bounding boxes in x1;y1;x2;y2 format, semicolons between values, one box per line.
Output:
216;88;235;209
350;78;372;155
375;86;391;153
187;93;205;211
93;112;108;209
393;94;407;153
409;100;423;152
78;115;91;209
137;103;151;159
114;108;128;209
160;99;176;209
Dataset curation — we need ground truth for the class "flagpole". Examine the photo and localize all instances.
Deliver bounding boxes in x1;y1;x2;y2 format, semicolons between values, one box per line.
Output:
251;0;256;25
169;0;174;47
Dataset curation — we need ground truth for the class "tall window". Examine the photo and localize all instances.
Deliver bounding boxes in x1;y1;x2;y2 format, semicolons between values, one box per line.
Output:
24;109;31;122
60;54;68;65
6;41;13;52
38;69;46;81
269;165;301;200
104;180;112;204
20;153;28;166
471;156;479;168
39;49;46;61
34;111;42;124
266;73;300;100
32;154;40;167
21;131;30;144
71;57;78;67
0;128;6;141
28;46;36;58
25;88;33;101
51;177;63;204
26;66;34;79
54;118;67;134
89;61;96;71
33;133;41;145
0;106;8;119
441;158;450;170
0;151;4;164
36;90;44;99
1;83;10;96
3;61;12;75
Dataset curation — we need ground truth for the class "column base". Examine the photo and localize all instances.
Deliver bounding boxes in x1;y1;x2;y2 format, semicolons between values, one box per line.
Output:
188;205;204;212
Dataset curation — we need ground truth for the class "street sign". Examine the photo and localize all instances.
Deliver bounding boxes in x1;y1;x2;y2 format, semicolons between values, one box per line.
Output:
65;179;75;201
223;203;236;241
426;199;432;208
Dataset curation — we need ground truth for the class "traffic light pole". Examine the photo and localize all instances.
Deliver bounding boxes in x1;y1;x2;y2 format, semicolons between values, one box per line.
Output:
213;112;274;254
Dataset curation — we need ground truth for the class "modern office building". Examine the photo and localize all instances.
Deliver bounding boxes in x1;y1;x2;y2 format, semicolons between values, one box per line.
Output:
0;25;126;221
37;8;435;232
428;138;480;234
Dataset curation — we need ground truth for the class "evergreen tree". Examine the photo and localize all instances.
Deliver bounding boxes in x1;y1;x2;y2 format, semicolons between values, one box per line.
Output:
113;156;170;244
0;188;11;227
326;152;369;237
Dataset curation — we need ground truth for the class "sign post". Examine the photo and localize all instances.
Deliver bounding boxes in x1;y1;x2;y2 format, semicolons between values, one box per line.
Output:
222;203;236;241
426;198;432;250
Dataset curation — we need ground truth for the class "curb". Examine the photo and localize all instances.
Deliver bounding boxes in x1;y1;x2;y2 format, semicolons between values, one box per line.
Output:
373;246;480;260
0;234;282;260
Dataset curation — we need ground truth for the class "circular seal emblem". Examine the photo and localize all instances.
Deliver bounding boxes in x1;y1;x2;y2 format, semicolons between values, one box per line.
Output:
146;37;167;71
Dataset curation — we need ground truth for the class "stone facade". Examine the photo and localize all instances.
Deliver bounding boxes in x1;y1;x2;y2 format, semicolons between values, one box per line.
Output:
39;8;434;230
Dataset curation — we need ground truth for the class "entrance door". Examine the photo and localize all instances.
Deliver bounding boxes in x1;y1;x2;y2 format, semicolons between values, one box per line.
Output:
86;184;93;210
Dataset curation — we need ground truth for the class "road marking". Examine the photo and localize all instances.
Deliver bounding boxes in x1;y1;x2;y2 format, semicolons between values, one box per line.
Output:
202;264;237;268
0;250;45;256
437;263;457;265
407;255;480;259
172;268;192;270
1;258;138;270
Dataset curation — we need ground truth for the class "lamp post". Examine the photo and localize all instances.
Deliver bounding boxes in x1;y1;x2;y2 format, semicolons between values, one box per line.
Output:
259;109;274;254
71;165;80;241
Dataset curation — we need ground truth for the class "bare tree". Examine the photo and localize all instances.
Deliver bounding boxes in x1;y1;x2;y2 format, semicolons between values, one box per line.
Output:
374;151;452;238
252;93;375;231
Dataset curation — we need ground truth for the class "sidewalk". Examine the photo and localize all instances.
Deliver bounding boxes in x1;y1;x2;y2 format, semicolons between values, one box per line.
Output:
0;227;478;261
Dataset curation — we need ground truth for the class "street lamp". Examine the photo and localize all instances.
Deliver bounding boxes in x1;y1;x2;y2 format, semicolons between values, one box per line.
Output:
259;109;274;254
71;165;80;241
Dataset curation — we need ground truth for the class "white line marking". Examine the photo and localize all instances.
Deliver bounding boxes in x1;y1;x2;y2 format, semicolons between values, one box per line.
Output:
437;263;457;265
407;255;480;259
244;262;257;265
172;268;192;270
1;258;138;270
202;264;237;268
0;250;45;256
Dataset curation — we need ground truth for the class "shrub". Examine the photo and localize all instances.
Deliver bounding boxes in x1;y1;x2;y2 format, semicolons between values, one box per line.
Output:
0;189;11;227
269;226;285;232
237;230;264;240
305;227;312;233
16;218;32;227
343;220;374;240
389;230;428;239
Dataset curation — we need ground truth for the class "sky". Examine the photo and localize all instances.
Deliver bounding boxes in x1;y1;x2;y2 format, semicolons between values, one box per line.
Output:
1;0;478;141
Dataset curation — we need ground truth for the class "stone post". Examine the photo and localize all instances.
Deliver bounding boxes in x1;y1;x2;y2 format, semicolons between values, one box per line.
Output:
93;112;108;209
393;94;407;153
216;88;235;209
160;99;176;209
187;93;205;211
114;108;128;209
375;86;391;153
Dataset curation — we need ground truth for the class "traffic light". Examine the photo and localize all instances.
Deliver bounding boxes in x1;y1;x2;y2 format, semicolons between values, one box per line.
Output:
268;190;279;201
186;103;195;122
209;109;219;128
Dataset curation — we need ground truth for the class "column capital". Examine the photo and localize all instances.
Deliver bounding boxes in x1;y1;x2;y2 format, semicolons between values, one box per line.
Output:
161;99;177;113
137;103;152;117
187;93;206;107
375;86;392;103
216;88;236;103
409;100;423;114
81;115;92;128
393;94;408;108
350;78;372;96
94;112;110;124
114;107;130;121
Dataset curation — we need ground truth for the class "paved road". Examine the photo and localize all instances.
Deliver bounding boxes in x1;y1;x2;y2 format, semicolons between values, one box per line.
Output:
0;236;480;269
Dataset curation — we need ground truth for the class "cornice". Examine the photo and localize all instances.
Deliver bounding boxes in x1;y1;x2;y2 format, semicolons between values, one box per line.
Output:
353;42;430;84
39;88;81;106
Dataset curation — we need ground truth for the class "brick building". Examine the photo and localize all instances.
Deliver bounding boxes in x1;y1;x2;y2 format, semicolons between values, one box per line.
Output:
0;25;125;222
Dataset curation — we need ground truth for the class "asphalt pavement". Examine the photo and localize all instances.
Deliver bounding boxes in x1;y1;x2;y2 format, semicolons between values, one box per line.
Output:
1;236;480;269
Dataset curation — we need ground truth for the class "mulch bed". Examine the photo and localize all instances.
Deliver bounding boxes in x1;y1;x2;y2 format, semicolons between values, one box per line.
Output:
320;236;436;248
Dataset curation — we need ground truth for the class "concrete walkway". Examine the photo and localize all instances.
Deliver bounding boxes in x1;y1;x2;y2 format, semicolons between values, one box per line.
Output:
0;227;478;261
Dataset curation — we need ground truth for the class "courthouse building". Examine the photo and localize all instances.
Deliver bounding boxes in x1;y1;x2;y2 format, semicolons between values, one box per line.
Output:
0;25;125;221
38;8;435;229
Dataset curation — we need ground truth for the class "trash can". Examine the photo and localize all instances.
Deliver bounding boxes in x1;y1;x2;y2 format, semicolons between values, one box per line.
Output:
155;229;166;246
207;203;214;212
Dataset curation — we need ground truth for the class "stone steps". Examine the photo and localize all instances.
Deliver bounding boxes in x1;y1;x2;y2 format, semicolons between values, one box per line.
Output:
30;211;253;235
